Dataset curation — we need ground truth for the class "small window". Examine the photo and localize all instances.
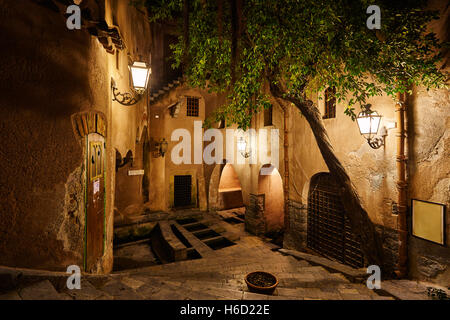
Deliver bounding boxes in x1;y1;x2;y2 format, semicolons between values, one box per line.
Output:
186;97;199;117
264;106;273;126
323;87;336;119
90;142;103;181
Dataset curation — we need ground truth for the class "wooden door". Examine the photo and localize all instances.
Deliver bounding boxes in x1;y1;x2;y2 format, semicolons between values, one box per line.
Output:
85;134;105;271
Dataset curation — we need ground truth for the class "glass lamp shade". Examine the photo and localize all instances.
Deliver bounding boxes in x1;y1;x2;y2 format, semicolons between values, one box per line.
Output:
356;109;381;140
237;137;247;153
130;61;151;92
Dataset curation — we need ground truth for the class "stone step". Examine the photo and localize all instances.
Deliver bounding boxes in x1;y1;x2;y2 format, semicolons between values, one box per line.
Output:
278;249;367;282
19;280;70;300
0;290;22;300
132;258;318;277
114;211;168;228
150;221;188;263
202;235;226;244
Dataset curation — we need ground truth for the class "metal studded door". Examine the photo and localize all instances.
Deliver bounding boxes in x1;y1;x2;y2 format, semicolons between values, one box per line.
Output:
307;173;364;268
85;134;105;271
174;175;192;207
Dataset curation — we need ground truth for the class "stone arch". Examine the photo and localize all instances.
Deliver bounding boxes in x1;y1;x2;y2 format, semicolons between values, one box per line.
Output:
307;172;364;268
258;164;285;234
208;162;244;210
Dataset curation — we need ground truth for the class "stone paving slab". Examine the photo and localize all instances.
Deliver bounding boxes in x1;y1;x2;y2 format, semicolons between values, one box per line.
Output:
0;211;432;301
62;279;106;300
19;280;65;300
279;249;367;281
0;291;22;300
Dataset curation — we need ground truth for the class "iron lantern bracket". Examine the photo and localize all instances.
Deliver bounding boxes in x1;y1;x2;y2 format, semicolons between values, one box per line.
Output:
239;150;251;158
111;80;143;106
367;136;384;149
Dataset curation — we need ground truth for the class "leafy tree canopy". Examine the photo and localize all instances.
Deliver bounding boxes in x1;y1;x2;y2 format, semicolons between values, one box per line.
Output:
136;0;447;129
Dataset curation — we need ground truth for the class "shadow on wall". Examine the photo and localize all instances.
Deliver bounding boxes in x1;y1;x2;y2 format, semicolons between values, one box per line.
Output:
0;1;99;270
258;164;285;234
0;1;96;116
115;149;144;218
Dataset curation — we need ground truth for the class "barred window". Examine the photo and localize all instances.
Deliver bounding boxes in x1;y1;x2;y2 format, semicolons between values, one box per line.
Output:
323;87;336;119
186;97;199;117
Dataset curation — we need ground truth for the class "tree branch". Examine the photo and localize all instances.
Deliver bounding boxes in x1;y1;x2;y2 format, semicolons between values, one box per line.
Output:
269;78;385;268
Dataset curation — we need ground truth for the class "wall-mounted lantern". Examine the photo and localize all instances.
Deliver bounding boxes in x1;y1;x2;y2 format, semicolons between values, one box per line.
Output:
356;104;385;149
237;136;251;158
112;61;151;106
154;138;168;158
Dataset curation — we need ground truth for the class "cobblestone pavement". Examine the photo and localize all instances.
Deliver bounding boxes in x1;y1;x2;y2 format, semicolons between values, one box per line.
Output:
0;211;444;300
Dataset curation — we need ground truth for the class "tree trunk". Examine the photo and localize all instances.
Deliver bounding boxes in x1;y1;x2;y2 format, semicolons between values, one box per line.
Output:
270;82;384;267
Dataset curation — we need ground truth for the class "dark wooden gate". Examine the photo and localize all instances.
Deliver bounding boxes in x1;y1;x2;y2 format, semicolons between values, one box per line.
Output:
85;136;105;271
174;175;192;207
307;173;364;268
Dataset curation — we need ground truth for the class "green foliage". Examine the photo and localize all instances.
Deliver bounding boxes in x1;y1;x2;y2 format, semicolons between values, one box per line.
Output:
139;0;447;129
131;0;183;22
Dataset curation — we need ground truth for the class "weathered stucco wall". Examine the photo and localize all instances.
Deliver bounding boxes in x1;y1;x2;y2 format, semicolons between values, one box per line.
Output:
0;0;102;271
138;1;447;286
0;0;151;273
281;2;449;285
407;84;450;285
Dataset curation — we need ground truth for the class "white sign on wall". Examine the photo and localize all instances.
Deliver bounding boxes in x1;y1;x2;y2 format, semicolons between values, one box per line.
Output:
93;179;100;194
128;169;145;176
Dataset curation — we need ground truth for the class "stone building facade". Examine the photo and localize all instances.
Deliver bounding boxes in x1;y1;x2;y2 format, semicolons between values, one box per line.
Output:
0;0;448;288
143;0;450;285
0;0;151;273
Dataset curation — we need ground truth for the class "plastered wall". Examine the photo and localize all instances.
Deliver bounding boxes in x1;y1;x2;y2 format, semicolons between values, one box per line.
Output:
0;0;151;273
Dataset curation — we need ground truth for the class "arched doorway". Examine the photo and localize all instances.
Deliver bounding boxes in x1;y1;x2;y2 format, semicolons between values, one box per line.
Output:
258;164;285;234
209;163;244;210
307;173;364;268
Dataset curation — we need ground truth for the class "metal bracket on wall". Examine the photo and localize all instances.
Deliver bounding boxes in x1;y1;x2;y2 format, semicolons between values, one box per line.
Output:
111;78;142;106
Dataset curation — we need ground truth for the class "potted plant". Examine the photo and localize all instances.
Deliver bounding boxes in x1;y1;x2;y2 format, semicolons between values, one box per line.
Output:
245;271;279;295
